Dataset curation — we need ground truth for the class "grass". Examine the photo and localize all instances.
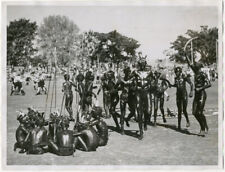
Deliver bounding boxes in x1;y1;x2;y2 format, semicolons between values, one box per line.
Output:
6;77;218;166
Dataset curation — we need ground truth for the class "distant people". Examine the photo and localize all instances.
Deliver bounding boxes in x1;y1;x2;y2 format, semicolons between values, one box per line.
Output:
36;73;47;95
28;64;32;72
210;68;216;81
10;73;25;96
25;72;31;85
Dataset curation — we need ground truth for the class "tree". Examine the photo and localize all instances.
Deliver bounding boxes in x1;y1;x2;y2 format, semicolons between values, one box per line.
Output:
30;55;48;67
92;30;140;63
37;15;79;67
168;26;218;65
78;30;100;65
7;18;37;66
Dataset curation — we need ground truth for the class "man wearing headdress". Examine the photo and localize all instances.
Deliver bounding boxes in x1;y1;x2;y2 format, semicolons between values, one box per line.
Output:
186;56;211;136
62;74;76;121
168;66;193;130
134;55;150;139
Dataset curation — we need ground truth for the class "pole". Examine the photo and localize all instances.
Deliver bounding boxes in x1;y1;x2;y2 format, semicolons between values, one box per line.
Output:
216;39;218;69
183;37;198;64
44;66;52;114
81;33;84;68
97;54;100;70
60;94;65;116
54;47;57;108
191;40;193;64
50;74;55;114
54;68;57;108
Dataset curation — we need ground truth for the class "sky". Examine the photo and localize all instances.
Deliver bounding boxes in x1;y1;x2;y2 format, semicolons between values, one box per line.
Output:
6;4;218;63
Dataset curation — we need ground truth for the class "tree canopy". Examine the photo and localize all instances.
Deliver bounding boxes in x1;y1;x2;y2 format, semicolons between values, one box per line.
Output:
92;30;140;63
75;30;140;66
7;17;140;67
37;15;80;67
168;26;218;65
7;18;38;66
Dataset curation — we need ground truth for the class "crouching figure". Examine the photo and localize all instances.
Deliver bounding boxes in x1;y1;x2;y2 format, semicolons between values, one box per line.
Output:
26;112;48;154
14;111;32;153
48;116;77;156
75;104;108;151
14;109;48;154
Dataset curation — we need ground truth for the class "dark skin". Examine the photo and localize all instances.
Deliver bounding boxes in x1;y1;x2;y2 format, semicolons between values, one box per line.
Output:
84;71;97;106
48;117;77;156
75;73;86;111
62;75;76;121
115;71;129;135
97;70;120;129
169;67;193;130
185;56;211;136
134;61;150;140
152;72;169;126
146;70;155;123
83;92;97;113
124;69;138;128
97;73;109;117
14;115;32;153
26;115;48;154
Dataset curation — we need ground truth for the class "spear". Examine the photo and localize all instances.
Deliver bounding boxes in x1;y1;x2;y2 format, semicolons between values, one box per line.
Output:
184;37;198;64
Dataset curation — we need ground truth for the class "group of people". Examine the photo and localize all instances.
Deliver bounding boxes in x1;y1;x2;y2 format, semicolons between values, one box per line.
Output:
9;54;215;140
9;66;48;96
14;105;108;155
60;54;213;140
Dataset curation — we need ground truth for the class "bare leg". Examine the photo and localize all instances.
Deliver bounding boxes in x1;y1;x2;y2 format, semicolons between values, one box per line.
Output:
177;97;182;130
182;96;190;127
160;95;166;123
154;95;159;126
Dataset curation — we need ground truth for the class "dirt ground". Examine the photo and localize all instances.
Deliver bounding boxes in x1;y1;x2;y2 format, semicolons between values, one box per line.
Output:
6;76;219;166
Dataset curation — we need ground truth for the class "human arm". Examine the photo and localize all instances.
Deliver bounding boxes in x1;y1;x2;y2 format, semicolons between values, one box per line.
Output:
92;85;98;89
186;75;193;97
162;78;174;88
195;73;211;92
92;92;97;99
164;91;170;101
184;52;197;73
97;84;102;95
70;80;77;87
161;79;169;92
62;83;64;92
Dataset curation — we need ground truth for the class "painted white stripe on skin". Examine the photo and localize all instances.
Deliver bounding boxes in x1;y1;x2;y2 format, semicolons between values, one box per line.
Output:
63;135;69;145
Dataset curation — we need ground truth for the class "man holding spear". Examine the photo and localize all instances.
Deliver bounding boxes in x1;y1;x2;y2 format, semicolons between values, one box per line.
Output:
184;37;211;136
62;74;76;121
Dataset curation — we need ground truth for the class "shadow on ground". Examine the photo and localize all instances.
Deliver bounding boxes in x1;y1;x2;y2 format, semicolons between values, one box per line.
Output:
156;123;199;136
108;125;140;139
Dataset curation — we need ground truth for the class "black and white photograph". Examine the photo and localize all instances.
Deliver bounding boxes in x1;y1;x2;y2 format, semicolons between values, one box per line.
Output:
1;0;223;169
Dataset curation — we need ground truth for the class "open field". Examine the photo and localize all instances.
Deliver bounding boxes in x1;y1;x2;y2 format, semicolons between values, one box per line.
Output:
6;76;218;166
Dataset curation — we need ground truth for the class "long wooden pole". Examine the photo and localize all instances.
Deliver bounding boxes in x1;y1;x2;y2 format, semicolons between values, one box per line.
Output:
183;37;198;64
54;47;57;108
216;39;218;68
191;41;193;64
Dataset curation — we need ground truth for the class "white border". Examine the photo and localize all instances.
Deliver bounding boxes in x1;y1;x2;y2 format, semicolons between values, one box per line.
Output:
1;0;223;171
0;0;221;6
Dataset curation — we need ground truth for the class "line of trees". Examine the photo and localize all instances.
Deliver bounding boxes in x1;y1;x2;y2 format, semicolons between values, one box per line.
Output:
7;15;140;67
7;16;218;67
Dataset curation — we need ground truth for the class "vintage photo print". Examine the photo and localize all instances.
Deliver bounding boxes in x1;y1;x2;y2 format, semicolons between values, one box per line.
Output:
1;0;223;170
